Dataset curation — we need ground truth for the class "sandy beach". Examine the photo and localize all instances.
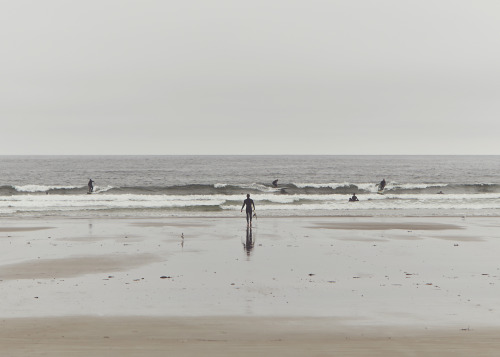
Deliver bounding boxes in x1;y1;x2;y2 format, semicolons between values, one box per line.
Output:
1;215;500;355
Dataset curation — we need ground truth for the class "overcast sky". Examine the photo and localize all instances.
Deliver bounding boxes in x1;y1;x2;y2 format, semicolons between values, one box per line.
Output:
1;1;499;155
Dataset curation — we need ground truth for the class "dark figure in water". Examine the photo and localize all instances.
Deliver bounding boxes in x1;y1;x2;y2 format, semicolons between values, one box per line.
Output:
378;179;386;191
349;193;359;202
272;179;278;187
241;194;256;227
88;179;94;193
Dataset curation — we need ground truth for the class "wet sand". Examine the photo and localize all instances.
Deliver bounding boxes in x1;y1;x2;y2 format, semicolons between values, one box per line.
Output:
1;316;499;357
0;216;499;355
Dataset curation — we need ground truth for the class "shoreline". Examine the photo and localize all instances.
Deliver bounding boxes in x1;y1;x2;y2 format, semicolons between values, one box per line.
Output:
2;213;500;221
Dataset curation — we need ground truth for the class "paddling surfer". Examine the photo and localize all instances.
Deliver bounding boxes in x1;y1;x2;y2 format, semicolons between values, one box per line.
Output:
241;194;256;227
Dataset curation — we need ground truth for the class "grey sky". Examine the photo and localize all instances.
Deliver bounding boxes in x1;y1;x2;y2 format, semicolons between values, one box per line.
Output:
1;1;499;155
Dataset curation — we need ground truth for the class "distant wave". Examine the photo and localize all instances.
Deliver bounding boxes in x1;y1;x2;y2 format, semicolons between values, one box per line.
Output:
13;185;80;193
387;183;500;194
1;182;499;196
2;185;114;195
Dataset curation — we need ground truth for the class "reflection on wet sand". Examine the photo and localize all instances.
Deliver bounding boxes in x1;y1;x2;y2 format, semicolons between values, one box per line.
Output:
243;227;255;256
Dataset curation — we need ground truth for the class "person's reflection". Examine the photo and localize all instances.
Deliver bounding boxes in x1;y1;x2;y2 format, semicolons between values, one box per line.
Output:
243;227;255;256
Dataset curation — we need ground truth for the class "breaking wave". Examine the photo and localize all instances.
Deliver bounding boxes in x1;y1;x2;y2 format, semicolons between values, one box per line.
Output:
2;182;499;196
0;181;498;218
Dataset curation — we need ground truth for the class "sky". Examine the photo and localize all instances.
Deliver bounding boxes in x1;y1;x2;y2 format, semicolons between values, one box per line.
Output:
1;0;500;155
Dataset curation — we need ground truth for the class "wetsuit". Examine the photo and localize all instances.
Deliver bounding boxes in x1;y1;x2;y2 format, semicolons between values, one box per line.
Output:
241;198;255;224
88;179;94;193
379;180;386;191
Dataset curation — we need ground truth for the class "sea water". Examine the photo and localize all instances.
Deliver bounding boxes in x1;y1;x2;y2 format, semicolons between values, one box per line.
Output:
0;155;499;217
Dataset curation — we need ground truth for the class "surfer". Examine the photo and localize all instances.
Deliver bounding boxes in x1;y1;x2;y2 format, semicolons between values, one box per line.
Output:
349;193;359;202
241;194;256;227
378;179;386;191
272;179;278;187
88;179;94;193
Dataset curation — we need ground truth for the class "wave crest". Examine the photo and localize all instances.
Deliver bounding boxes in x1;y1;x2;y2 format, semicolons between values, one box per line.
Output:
0;182;498;197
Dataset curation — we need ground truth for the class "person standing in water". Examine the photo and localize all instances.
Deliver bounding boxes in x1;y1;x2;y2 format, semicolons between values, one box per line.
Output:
378;178;386;191
241;194;256;227
88;179;94;193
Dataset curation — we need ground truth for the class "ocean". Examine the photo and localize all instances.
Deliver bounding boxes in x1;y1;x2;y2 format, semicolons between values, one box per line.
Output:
0;155;499;218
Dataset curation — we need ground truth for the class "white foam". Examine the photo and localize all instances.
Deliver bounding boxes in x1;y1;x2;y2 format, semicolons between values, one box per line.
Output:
92;185;114;193
0;191;498;216
389;182;448;189
293;182;353;189
13;185;79;192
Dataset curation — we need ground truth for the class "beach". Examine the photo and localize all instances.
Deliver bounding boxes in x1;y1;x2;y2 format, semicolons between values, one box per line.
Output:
0;215;500;355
